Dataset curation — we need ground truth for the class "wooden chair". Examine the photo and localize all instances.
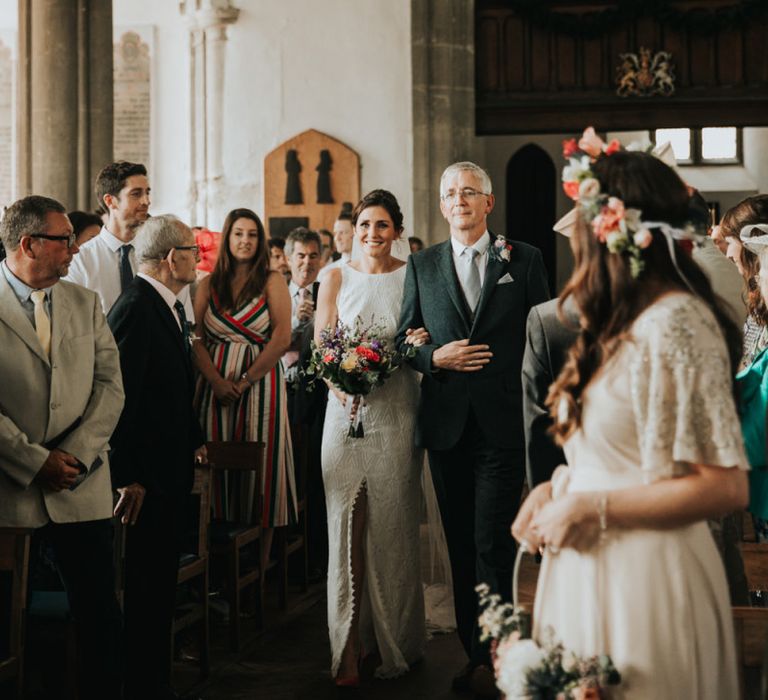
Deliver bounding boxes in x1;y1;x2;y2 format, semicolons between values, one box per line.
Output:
206;440;265;651
173;463;212;679
0;528;32;700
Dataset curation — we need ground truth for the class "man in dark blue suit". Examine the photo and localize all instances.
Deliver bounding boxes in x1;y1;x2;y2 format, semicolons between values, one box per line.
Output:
396;162;549;695
108;214;206;700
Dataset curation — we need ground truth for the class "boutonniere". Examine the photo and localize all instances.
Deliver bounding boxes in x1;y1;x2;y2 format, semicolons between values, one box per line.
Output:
489;236;513;263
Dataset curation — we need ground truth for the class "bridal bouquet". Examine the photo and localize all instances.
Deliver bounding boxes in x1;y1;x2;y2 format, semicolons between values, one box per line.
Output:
477;584;621;699
305;318;414;437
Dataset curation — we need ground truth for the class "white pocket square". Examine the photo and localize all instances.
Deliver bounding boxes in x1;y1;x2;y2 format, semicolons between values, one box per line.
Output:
497;273;514;285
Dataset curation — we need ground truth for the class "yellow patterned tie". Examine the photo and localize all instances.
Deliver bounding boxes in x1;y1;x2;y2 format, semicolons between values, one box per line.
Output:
30;290;51;358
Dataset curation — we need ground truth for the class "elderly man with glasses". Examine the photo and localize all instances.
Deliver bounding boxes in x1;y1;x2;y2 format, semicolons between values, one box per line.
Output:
0;195;125;699
108;214;206;700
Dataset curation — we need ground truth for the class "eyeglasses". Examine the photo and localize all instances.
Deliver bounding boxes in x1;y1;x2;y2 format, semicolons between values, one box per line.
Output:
169;245;200;255
440;188;489;203
28;233;77;248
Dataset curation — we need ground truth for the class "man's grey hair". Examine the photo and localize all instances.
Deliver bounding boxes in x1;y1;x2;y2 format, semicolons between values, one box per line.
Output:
284;226;321;256
439;162;493;197
134;214;191;267
0;195;66;252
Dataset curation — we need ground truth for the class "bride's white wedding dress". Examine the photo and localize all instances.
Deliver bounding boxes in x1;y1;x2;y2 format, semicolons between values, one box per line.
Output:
321;263;427;679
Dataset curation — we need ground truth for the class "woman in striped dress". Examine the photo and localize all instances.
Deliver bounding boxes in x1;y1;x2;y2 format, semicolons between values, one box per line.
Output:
193;208;297;570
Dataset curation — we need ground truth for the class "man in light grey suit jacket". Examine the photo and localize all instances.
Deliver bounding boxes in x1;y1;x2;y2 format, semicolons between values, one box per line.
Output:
0;196;125;700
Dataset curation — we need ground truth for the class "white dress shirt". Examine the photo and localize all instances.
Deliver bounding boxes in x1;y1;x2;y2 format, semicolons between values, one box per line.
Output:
288;280;315;332
450;230;491;295
66;227;194;320
136;273;184;331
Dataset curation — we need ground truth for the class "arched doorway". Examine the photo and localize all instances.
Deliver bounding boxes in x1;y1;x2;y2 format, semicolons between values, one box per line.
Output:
506;144;557;294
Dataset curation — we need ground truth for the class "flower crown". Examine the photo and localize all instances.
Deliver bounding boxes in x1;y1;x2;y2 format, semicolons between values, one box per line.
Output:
562;127;701;279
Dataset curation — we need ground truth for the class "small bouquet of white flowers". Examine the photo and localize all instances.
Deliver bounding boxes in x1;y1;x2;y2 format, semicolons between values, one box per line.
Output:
476;550;621;699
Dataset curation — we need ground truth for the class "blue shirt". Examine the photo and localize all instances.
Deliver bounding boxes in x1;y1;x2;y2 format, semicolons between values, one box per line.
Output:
1;260;55;330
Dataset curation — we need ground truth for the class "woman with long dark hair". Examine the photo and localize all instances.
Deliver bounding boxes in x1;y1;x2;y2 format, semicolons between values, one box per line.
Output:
194;208;297;569
512;149;748;698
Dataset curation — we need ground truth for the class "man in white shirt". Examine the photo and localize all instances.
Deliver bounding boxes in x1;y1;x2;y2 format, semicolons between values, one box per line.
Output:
66;161;194;320
318;211;354;282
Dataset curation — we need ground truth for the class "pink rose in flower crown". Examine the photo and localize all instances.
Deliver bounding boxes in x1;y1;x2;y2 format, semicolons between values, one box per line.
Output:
562;138;579;158
563;180;581;201
578;127;605;158
592;198;625;242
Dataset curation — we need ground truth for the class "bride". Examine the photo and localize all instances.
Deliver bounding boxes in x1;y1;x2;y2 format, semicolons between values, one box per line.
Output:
513;149;748;698
315;189;430;685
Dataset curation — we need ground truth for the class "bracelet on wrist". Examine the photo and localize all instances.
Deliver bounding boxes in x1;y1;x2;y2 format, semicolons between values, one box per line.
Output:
240;371;254;386
596;493;608;542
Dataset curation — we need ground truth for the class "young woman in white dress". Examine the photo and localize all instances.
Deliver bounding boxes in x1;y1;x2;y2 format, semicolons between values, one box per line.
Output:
512;150;749;699
315;190;429;686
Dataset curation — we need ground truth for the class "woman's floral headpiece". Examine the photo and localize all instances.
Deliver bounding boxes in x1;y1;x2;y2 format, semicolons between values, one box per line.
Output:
562;127;702;279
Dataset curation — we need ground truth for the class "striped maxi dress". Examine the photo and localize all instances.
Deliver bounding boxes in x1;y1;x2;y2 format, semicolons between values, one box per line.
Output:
196;291;297;527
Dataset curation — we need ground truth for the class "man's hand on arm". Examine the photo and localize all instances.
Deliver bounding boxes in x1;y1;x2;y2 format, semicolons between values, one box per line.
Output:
35;449;83;491
113;482;146;525
432;339;493;372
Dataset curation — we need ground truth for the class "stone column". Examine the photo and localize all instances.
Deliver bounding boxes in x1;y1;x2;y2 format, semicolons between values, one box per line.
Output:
180;0;239;228
17;0;113;209
411;0;476;244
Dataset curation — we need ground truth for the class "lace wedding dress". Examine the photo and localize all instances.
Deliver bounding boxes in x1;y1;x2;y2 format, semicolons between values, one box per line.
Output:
321;263;427;679
533;294;747;699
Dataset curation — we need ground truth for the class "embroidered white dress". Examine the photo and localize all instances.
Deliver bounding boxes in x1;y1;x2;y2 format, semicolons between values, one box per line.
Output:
321;264;426;679
533;294;747;699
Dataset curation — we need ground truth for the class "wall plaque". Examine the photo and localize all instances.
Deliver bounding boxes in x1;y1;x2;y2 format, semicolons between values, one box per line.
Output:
264;129;360;237
114;29;151;167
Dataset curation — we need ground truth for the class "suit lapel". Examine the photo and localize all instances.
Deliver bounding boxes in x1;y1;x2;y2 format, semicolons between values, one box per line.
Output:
137;278;188;359
0;271;50;364
435;242;472;330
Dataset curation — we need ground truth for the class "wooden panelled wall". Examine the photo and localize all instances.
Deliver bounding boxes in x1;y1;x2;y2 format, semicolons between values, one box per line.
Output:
476;1;768;134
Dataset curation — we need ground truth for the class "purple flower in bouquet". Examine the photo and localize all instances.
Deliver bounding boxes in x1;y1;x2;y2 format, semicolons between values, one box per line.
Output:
305;317;415;438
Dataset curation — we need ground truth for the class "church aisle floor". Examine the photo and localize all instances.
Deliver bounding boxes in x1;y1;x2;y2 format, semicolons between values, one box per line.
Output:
184;550;541;699
194;587;467;700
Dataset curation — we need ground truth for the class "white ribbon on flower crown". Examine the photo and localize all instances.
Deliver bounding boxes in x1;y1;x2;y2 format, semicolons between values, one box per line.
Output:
640;220;705;294
739;224;768;254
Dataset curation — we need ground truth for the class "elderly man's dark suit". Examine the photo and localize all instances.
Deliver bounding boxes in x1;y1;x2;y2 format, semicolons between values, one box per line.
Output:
522;298;579;488
108;277;205;697
396;237;549;666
